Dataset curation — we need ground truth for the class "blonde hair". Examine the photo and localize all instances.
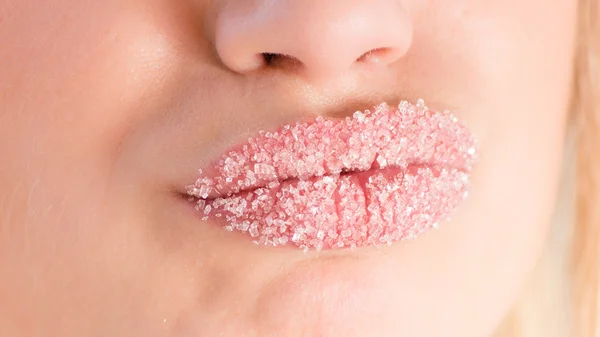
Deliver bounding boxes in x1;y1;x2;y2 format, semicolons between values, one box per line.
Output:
573;0;600;334
494;0;600;336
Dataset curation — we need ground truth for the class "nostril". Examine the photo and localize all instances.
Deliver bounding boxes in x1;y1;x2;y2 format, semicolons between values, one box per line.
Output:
356;47;396;63
262;53;279;65
261;52;304;69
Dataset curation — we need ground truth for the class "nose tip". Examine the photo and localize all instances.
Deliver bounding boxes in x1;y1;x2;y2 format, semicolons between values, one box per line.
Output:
215;0;413;79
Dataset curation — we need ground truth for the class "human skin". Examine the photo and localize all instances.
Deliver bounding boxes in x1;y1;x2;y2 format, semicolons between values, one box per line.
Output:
0;0;577;336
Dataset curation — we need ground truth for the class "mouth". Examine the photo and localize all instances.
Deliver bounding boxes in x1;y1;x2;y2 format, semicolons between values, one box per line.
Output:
187;100;477;251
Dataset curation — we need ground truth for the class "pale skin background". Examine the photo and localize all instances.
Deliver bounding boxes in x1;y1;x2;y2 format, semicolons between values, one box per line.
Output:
0;0;577;336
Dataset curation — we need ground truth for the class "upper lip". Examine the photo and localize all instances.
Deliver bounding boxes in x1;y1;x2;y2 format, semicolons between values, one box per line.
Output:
187;101;477;201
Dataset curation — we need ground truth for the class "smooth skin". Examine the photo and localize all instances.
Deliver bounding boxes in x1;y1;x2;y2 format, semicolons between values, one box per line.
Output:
0;0;576;336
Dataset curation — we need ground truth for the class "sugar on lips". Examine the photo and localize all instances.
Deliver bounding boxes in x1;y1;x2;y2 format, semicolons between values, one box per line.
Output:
187;100;477;252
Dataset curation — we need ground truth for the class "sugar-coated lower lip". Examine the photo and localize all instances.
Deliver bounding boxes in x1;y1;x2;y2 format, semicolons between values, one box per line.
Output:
187;100;477;251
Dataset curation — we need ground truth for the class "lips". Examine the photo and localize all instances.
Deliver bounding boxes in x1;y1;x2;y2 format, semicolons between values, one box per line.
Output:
187;100;477;251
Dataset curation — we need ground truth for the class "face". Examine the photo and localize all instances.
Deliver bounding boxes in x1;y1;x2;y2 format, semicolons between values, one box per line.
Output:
0;0;577;336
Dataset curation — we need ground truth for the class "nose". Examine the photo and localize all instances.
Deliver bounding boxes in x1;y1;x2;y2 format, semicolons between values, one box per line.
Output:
214;0;413;79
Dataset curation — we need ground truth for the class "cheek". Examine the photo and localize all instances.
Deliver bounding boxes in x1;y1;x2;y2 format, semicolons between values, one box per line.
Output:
472;0;576;231
391;0;576;335
0;0;181;226
454;0;576;331
0;1;184;334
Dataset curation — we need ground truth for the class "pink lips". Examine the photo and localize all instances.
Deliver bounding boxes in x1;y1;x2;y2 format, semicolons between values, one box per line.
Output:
187;100;477;251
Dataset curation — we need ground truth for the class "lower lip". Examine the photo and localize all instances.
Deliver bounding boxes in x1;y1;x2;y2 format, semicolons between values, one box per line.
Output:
193;164;469;252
